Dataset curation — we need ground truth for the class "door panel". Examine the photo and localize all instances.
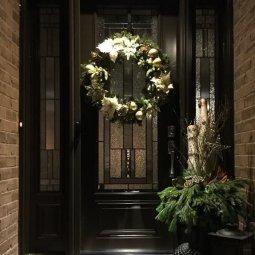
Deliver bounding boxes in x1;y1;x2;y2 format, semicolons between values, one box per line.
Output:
80;3;178;253
90;192;171;251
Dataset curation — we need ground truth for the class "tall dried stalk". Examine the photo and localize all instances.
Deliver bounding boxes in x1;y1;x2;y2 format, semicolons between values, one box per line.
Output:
185;104;230;179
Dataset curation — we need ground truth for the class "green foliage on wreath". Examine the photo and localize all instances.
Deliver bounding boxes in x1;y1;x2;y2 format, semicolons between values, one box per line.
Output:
80;31;173;124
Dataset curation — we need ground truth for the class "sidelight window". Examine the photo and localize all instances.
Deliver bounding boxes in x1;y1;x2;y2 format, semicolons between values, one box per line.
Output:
39;7;61;191
195;8;216;121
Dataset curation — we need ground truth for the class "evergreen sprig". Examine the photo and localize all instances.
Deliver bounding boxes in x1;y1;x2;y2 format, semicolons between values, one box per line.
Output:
155;179;249;233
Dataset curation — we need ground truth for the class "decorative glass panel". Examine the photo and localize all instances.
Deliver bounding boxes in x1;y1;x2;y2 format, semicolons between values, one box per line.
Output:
97;10;158;190
39;8;60;191
111;123;123;148
196;30;203;57
110;150;122;178
195;9;216;122
133;121;146;149
135;150;146;178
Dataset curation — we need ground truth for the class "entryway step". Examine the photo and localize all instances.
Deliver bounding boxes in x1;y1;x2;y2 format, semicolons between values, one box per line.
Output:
80;249;173;255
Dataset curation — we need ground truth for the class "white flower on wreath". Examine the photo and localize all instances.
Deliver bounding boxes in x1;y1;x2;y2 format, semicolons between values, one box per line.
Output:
97;39;119;63
150;75;173;94
138;58;145;66
124;47;137;60
97;39;114;53
112;38;125;51
85;64;97;74
113;37;124;45
150;77;162;88
109;51;118;63
123;36;139;47
161;72;174;93
101;96;122;120
122;36;139;60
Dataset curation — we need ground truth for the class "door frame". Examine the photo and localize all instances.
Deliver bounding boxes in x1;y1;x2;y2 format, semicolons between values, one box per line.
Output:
19;0;234;254
68;0;82;253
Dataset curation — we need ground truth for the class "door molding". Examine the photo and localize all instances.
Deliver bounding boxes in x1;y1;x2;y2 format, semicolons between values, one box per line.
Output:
68;0;82;254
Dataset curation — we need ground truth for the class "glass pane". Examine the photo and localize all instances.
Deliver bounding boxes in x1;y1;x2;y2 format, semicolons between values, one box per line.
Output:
111;123;123;148
133;65;146;97
98;142;104;184
39;7;60;192
210;59;215;117
208;29;215;57
104;184;128;190
110;150;122;178
46;100;55;150
45;58;55;99
133;122;146;149
40;100;46;149
195;8;216;122
111;61;123;96
206;15;215;26
196;58;201;123
196;30;203;57
153;142;158;188
135;150;146;177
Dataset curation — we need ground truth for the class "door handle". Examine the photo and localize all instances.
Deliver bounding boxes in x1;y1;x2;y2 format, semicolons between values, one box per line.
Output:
168;125;176;178
168;140;175;177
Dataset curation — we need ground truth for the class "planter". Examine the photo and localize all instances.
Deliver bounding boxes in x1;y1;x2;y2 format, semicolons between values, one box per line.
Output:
175;223;210;255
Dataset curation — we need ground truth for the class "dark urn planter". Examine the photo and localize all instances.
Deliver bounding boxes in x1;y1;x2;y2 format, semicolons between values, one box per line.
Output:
174;224;210;255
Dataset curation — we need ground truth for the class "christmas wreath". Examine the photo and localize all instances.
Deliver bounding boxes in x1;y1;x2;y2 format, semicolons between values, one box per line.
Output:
81;32;173;124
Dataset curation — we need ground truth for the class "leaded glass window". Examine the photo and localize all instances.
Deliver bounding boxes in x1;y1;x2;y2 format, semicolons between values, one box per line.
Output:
96;10;159;190
195;9;216;121
39;8;60;191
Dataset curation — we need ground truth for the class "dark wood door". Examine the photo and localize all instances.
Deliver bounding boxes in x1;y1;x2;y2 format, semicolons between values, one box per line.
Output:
20;0;233;254
80;2;179;254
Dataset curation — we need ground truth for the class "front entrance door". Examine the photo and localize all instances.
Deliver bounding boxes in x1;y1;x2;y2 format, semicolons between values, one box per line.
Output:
80;2;179;253
20;0;232;254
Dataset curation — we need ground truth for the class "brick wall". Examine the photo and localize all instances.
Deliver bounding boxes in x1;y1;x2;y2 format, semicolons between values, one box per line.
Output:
234;0;255;217
0;0;19;254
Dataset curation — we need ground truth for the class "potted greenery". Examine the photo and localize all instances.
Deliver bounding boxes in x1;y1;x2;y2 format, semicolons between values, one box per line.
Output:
155;99;249;254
